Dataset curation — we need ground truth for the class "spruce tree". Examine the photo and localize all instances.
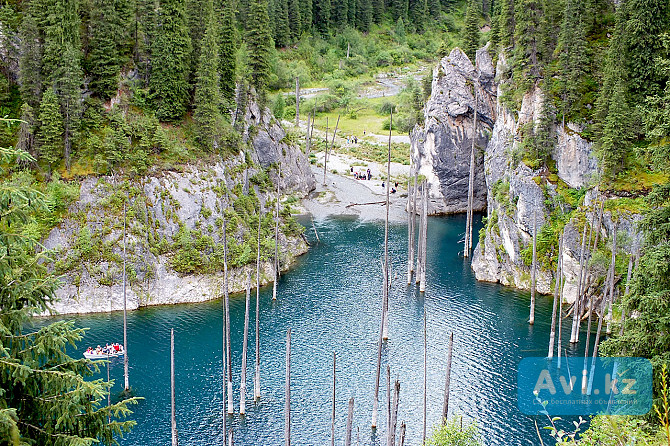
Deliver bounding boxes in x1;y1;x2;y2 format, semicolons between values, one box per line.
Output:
428;0;440;20
333;0;349;28
16;103;36;156
246;0;274;93
0;144;139;444
409;0;428;32
498;0;514;50
513;0;541;80
134;0;158;84
372;0;384;24
357;0;373;31
490;0;501;51
273;0;290;46
56;42;83;171
462;0;480;61
194;2;222;150
395;17;406;43
300;0;313;31
88;0;121;99
314;0;331;35
150;0;192;122
218;0;237;107
18;12;42;110
555;0;588;118
187;0;207;80
599;79;634;178
36;88;64;172
288;0;302;40
625;0;670;99
348;0;357;27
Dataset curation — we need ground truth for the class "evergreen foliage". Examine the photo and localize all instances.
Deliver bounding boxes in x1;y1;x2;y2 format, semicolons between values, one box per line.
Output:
273;0;290;47
357;0;373;31
149;0;192;122
55;43;83;170
88;0;120;99
194;2;222;150
513;0;542;81
314;0;331;35
218;0;237;107
36;89;63;171
246;0;274;93
463;0;480;61
288;0;302;40
18;12;42;110
555;0;588;118
0;144;139;444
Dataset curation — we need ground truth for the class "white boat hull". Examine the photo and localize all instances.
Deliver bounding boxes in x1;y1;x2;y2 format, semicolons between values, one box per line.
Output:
84;351;124;360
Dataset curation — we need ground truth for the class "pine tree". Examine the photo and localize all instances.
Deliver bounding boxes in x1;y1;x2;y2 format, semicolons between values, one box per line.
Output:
55;43;82;171
246;0;274;93
599;79;634;178
333;0;348;28
372;0;384;24
513;0;541;80
555;0;588;118
194;1;222;150
428;0;440;20
273;0;290;46
395;17;406;43
462;0;480;61
36;88;64;171
18;12;42;110
187;0;207;83
150;0;192;122
498;0;514;49
88;0;121;99
314;0;331;35
0;144;139;444
218;0;237;107
288;0;302;39
490;0;501;50
300;0;313;31
357;0;373;31
626;0;670;99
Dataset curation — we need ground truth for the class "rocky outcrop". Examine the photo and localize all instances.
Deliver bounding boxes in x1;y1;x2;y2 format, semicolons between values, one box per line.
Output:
409;44;496;214
555;123;598;188
43;102;315;315
245;98;316;195
470;52;643;301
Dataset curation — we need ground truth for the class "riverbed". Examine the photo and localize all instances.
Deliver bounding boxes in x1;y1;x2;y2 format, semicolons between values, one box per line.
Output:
46;215;585;445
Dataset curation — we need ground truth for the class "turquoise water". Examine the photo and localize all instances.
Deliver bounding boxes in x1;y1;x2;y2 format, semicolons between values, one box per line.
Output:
48;215;587;445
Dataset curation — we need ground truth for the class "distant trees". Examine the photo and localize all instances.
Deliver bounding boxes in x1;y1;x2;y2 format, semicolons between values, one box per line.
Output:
149;0;192;121
218;0;237;108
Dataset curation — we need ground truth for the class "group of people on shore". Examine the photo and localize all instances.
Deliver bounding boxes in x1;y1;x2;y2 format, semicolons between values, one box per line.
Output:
86;343;124;356
352;167;372;181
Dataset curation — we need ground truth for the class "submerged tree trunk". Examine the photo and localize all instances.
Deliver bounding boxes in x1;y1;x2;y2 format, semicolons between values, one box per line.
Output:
529;209;537;325
571;224;588;343
285;329;291;446
295;77;300;127
606;223;618;335
548;235;563;359
240;272;251;415
442;333;454;423
171;328;178;446
345;397;354;446
331;352;336;446
255;211;262;400
123;201;129;391
420;184;428;293
273;164;281;301
223;217;233;414
383;113;392;340
423;307;427;444
464;77;478;258
407;178;413;285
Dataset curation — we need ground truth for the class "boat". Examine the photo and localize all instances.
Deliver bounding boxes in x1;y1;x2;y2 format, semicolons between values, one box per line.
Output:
83;345;125;360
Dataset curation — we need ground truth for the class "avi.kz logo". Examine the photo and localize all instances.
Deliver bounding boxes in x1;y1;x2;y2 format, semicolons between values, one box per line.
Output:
517;357;652;416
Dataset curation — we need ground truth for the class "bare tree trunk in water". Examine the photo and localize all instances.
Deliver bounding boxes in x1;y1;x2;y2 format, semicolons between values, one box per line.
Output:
442;333;454;424
529;208;537;325
548;235;563;359
571;224;588;343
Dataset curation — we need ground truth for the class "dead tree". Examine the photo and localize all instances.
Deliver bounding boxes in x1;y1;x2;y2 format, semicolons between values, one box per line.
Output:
570;223;588;343
529;208;537;325
548;235;563;359
442;333;454;423
171;328;178;446
464;76;479;258
240;272;251;415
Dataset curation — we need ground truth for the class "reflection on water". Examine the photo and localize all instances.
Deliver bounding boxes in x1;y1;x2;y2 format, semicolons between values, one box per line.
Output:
41;215;587;445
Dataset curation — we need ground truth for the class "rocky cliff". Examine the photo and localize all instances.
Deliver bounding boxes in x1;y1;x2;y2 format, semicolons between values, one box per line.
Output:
416;48;643;302
43;100;315;315
409;45;496;214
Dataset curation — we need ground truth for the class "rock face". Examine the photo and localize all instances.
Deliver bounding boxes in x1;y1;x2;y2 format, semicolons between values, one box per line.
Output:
554;123;598;188
245;98;316;195
470;52;643;302
409;45;496;214
43;101;315;315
